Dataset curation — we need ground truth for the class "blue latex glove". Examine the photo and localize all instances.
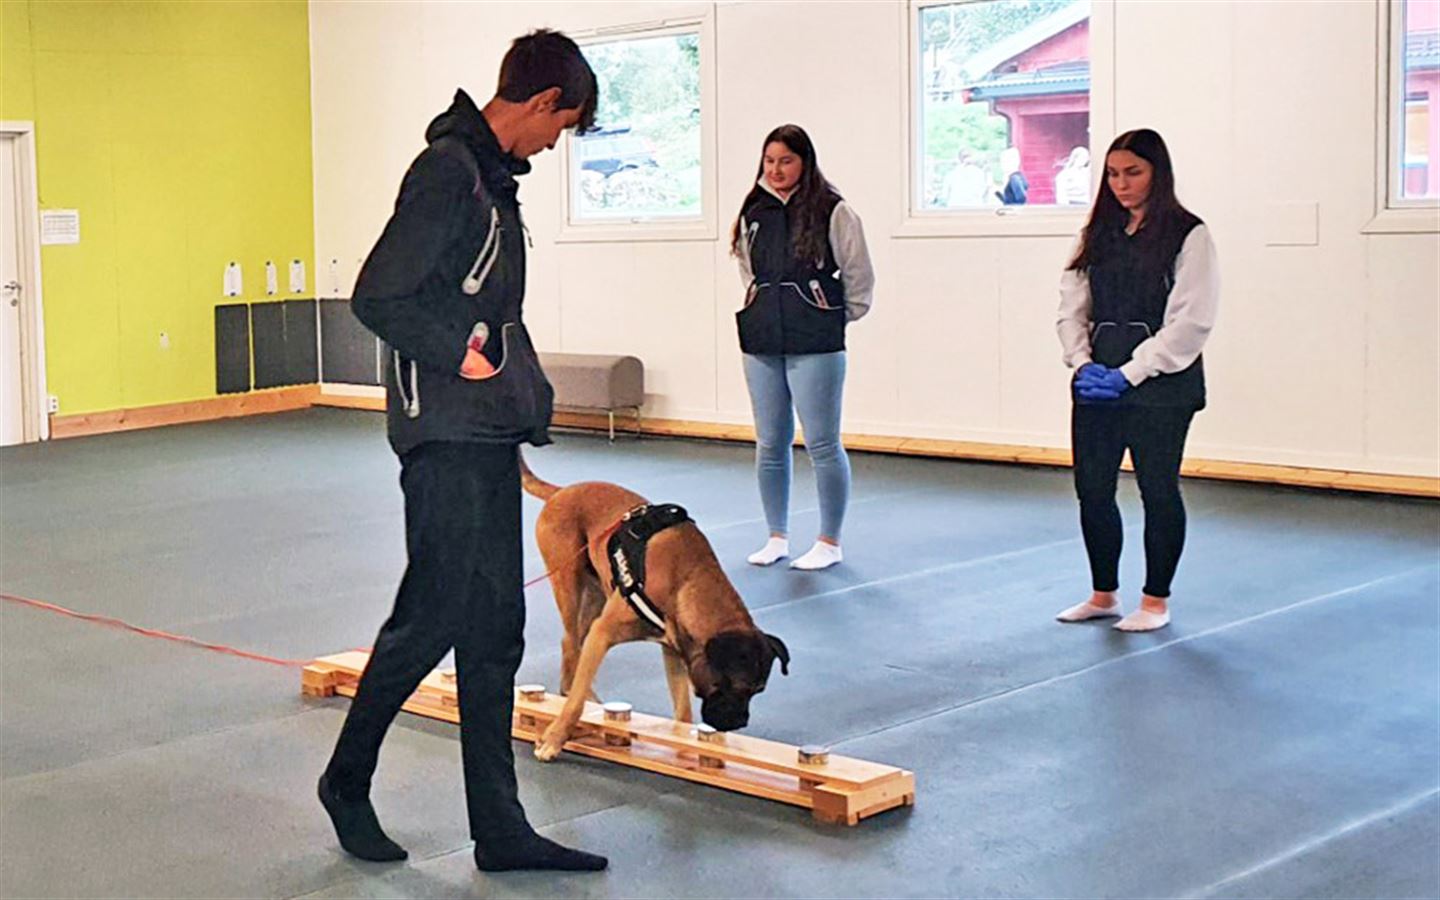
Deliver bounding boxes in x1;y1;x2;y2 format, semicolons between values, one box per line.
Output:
1074;364;1130;403
1071;363;1105;402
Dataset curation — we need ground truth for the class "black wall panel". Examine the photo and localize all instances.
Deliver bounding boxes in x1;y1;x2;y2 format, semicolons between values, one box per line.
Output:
214;304;251;394
319;298;380;385
283;299;318;386
250;302;287;389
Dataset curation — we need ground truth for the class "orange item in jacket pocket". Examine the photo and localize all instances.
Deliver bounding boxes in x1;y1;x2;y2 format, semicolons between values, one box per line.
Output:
460;347;496;379
460;321;498;380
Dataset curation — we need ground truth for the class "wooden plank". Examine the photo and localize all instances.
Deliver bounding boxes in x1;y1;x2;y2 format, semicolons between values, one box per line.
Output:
560;701;897;787
312;650;373;673
312;652;899;788
301;664;341;698
303;651;915;825
510;717;815;808
811;773;918;826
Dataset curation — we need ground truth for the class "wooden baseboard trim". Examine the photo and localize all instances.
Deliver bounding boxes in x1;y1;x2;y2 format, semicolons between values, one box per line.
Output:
53;390;1438;498
310;392;385;412
48;386;320;440
548;411;1438;499
1176;459;1438;498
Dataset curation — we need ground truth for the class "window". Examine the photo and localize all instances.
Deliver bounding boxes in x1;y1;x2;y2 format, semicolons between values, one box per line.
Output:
913;0;1093;214
1393;0;1438;204
566;28;704;226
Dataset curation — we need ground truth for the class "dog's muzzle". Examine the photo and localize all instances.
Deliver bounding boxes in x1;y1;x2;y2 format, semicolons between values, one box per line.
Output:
700;693;750;731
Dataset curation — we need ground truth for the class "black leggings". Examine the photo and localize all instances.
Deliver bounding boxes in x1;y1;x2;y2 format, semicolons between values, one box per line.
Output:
1071;404;1196;598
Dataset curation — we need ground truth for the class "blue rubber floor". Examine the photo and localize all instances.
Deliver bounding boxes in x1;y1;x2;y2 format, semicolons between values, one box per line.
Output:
1;408;1435;898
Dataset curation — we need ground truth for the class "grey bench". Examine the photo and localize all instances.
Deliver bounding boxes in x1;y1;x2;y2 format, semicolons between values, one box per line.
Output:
538;352;644;440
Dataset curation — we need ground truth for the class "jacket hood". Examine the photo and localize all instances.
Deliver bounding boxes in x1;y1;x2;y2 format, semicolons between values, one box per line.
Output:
424;89;531;182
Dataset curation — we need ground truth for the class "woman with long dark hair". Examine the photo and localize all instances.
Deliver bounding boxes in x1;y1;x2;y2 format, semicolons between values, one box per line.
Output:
731;125;875;571
1054;128;1219;632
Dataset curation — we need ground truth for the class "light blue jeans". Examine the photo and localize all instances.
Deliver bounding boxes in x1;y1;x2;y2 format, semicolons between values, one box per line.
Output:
742;352;851;541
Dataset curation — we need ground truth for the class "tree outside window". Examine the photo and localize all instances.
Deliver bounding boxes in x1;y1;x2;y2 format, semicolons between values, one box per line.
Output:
570;32;702;221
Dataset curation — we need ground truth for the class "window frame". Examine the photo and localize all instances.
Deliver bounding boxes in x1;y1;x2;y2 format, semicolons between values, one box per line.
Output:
896;0;1115;239
1365;0;1440;234
556;13;718;244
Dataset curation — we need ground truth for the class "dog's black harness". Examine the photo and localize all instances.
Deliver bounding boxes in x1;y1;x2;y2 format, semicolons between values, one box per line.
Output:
607;503;691;632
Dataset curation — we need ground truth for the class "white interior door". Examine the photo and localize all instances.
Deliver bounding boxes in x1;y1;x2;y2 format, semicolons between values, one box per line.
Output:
1;134;24;446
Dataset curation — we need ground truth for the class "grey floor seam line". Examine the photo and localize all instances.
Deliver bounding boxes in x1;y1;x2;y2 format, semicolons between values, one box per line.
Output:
829;565;1435;749
535;798;633;834
1180;786;1440;900
0;704;320;786
756;534;1086;613
698;487;924;534
286;801;635;900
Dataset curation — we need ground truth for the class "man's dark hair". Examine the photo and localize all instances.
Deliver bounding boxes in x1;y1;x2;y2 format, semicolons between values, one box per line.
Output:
497;29;598;133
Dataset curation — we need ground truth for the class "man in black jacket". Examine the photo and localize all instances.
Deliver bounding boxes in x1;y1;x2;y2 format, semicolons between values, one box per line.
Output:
318;30;607;873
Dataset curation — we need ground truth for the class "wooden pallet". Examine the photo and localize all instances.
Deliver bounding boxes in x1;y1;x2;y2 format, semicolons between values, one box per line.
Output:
303;651;915;826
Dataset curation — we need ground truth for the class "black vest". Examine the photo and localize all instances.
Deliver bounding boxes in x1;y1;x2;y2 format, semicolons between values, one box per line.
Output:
1086;215;1206;409
736;190;847;355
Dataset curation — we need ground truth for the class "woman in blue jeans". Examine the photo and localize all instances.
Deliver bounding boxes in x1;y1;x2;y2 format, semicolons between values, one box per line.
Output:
730;124;875;571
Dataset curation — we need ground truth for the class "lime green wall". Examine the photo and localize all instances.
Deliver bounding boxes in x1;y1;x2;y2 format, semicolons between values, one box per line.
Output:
1;0;313;415
1;1;37;120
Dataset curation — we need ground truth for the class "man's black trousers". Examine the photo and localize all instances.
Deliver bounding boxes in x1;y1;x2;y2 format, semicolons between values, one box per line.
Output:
325;440;530;841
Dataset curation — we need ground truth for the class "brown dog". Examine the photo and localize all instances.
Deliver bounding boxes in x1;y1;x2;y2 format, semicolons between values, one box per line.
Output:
521;456;789;761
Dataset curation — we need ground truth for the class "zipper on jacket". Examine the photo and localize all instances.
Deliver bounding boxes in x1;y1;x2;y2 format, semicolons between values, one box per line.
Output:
462;207;502;295
393;351;420;419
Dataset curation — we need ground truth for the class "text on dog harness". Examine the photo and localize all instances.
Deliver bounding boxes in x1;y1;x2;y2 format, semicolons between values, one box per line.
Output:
606;503;692;632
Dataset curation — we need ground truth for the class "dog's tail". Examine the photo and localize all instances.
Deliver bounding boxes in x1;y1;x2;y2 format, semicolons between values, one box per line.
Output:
518;450;562;502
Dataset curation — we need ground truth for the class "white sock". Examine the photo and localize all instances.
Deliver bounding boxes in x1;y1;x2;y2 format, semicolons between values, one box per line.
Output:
1056;598;1123;622
747;537;789;566
789;541;843;571
1114;608;1171;632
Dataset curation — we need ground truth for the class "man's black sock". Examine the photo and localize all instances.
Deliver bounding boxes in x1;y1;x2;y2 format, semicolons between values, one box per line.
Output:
318;773;408;863
474;832;608;872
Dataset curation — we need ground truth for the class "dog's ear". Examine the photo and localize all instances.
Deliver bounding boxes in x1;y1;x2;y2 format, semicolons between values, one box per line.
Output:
765;633;790;676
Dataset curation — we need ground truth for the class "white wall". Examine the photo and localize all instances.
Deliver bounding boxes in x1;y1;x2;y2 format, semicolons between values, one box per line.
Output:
310;0;1440;477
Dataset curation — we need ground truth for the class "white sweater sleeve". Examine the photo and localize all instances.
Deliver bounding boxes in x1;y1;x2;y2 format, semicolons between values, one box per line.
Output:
736;215;754;287
1056;235;1093;369
829;201;876;322
1119;224;1220;386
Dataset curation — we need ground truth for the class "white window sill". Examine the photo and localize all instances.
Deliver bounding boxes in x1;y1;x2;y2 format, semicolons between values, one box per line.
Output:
1362;206;1440;235
894;208;1085;239
555;219;718;244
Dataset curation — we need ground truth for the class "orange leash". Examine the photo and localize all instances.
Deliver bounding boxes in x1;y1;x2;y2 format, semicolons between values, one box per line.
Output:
2;516;632;670
522;516;626;590
0;591;314;669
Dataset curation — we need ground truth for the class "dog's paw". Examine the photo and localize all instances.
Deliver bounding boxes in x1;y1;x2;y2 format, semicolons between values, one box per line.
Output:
534;727;566;762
